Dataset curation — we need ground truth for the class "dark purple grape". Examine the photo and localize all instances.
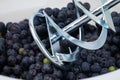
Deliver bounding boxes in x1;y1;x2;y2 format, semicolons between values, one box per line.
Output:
80;49;88;60
19;20;29;30
100;68;109;74
117;59;120;68
42;64;53;74
34;73;43;80
30;41;39;51
67;10;75;19
85;33;92;39
3;66;11;75
35;24;47;38
38;17;46;24
35;54;45;62
57;11;67;22
115;27;120;35
21;56;30;70
13;65;22;75
83;2;91;10
22;49;29;56
0;38;6;53
8;55;17;66
35;62;43;73
6;22;12;30
12;34;20;43
65;18;73;25
20;30;28;39
42;39;50;49
44;7;53;16
91;63;101;73
25;73;32;80
74;58;83;65
28;50;35;56
85;23;96;33
54;78;61;80
96;50;102;57
6;40;13;48
81;62;90;72
29;56;35;64
6;32;12;40
34;16;41;26
76;73;87;79
53;8;60;17
13;43;22;51
24;43;31;50
58;22;65;28
22;71;28;79
53;69;63;79
115;53;120;60
87;54;96;64
66;72;75;80
101;51;111;58
99;58;109;67
112;16;120;26
112;36;120;45
27;36;33;43
29;64;36;70
111;11;118;17
44;74;54;80
16;55;23;64
103;44;111;51
9;23;21;34
110;45;119;53
7;49;17;56
72;65;81;74
0;55;6;66
61;7;67;12
0;22;6;36
59;38;76;52
67;2;75;10
29;69;37;78
108;57;116;66
21;39;28;44
106;36;113;44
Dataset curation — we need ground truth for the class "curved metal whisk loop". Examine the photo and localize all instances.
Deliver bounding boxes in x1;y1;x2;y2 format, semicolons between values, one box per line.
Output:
43;3;109;50
29;12;79;67
29;0;119;67
29;13;64;66
66;0;115;50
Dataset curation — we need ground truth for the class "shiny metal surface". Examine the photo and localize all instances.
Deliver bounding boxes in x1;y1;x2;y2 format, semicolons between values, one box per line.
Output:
51;0;120;44
43;11;108;50
29;13;63;66
100;0;116;32
29;0;120;67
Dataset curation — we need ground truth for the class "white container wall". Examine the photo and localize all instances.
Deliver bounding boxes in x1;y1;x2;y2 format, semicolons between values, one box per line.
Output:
0;0;120;80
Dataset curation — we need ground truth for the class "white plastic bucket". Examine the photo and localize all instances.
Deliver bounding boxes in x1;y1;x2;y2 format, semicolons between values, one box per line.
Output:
0;0;120;80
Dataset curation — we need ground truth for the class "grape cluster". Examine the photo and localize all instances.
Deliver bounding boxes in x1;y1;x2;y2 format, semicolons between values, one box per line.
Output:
0;1;120;80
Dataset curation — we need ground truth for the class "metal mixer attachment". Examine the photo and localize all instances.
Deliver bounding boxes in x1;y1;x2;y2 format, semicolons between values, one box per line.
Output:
29;0;120;68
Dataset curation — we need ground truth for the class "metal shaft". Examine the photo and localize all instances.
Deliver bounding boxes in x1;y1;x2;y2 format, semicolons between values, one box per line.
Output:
51;0;120;44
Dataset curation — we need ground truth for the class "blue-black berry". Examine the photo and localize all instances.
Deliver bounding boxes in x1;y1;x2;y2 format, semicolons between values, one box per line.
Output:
81;62;90;72
91;63;102;73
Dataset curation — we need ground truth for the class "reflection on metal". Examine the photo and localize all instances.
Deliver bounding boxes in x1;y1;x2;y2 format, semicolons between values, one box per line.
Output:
29;0;120;67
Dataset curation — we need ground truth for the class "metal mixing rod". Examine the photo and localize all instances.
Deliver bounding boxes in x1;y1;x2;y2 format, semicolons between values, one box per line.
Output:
51;0;119;44
29;0;120;68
